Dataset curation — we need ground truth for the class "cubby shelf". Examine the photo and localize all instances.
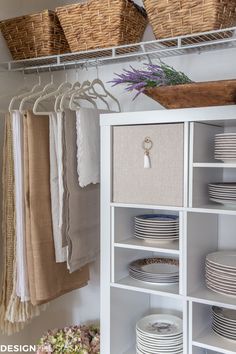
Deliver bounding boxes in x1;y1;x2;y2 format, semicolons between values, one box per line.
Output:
189;205;236;215
188;287;236;309
111;202;183;211
193;163;236;168
114;238;180;255
111;277;180;298
193;328;236;354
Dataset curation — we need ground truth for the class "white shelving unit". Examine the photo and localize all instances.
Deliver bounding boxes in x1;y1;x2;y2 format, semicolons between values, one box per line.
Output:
100;105;236;354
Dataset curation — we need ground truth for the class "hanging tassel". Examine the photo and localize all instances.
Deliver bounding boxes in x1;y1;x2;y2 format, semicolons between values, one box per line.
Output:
143;137;153;169
144;151;151;169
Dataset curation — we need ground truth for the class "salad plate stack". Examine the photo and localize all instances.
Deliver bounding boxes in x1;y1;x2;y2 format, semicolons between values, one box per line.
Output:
208;183;236;206
129;257;179;285
212;306;236;341
205;251;236;296
214;133;236;163
136;314;183;354
134;214;179;243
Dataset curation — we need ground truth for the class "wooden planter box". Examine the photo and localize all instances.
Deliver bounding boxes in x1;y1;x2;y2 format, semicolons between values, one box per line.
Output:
144;79;236;109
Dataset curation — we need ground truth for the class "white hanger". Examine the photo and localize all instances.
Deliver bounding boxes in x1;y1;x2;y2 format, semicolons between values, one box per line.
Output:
33;69;72;115
58;66;82;112
79;61;121;112
19;68;57;114
69;80;98;110
9;70;43;112
90;78;121;112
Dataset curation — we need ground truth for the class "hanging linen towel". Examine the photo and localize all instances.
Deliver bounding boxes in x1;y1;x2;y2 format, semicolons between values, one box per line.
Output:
0;114;23;334
0;115;41;335
0;116;5;294
57;112;68;248
64;110;100;273
49;113;67;262
12;111;30;302
23;111;89;306
76;108;108;188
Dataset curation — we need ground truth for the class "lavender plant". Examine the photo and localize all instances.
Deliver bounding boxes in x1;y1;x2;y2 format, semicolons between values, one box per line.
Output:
110;62;193;98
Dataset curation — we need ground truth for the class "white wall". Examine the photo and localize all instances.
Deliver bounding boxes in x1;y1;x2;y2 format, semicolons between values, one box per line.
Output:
0;0;236;349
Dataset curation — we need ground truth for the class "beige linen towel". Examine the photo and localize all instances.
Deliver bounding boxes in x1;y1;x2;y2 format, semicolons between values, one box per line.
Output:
0;115;40;335
64;110;100;273
23;111;89;306
0;115;5;293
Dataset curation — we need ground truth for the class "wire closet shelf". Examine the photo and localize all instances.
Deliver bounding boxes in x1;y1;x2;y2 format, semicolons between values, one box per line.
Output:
0;27;236;73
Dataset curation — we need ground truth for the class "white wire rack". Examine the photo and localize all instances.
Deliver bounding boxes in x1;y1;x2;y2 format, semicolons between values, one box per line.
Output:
0;27;236;73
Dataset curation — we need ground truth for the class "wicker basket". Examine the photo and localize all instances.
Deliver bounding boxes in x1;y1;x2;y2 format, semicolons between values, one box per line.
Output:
0;10;70;60
143;0;236;41
56;0;148;52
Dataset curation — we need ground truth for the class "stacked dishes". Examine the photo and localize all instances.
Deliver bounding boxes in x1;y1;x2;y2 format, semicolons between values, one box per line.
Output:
206;251;236;296
212;306;236;341
136;314;183;354
208;183;236;205
134;214;179;243
129;257;179;285
214;133;236;162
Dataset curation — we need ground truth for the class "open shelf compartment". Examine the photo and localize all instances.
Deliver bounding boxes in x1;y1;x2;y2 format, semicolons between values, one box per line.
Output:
190;302;236;354
110;287;186;354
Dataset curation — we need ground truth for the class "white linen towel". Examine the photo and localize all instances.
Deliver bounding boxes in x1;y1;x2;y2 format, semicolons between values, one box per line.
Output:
64;110;100;272
76;108;108;188
12;111;30;302
49;113;67;263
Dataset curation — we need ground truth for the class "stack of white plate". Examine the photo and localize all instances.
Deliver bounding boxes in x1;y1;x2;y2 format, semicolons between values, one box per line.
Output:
209;183;236;205
206;251;236;296
134;214;179;243
136;314;183;354
214;133;236;162
212;306;236;341
129;257;179;285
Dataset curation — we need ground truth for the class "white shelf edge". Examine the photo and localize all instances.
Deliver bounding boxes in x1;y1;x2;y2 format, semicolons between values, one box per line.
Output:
188;206;236;215
193;162;236;168
111;279;181;299
110;202;184;211
114;239;180;255
111;202;236;215
188;287;236;309
193;328;236;354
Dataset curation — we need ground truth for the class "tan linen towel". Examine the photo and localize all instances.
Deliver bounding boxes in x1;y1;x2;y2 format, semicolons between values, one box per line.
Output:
0;116;5;293
23;111;89;306
64;110;100;273
0;114;44;335
0;114;23;334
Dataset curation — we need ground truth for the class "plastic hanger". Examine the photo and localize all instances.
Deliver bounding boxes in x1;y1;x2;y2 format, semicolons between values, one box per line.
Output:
69;80;98;110
19;68;57;114
9;70;43;112
70;63;111;110
58;66;82;112
90;78;121;112
33;69;72;115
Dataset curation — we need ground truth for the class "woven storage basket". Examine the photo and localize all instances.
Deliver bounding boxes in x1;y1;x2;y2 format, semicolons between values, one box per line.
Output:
143;0;236;40
0;10;70;60
56;0;148;52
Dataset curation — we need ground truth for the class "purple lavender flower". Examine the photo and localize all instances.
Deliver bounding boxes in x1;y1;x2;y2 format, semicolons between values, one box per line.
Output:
109;62;193;99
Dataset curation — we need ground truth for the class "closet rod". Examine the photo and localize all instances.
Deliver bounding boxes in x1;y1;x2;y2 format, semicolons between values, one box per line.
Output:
0;26;235;74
